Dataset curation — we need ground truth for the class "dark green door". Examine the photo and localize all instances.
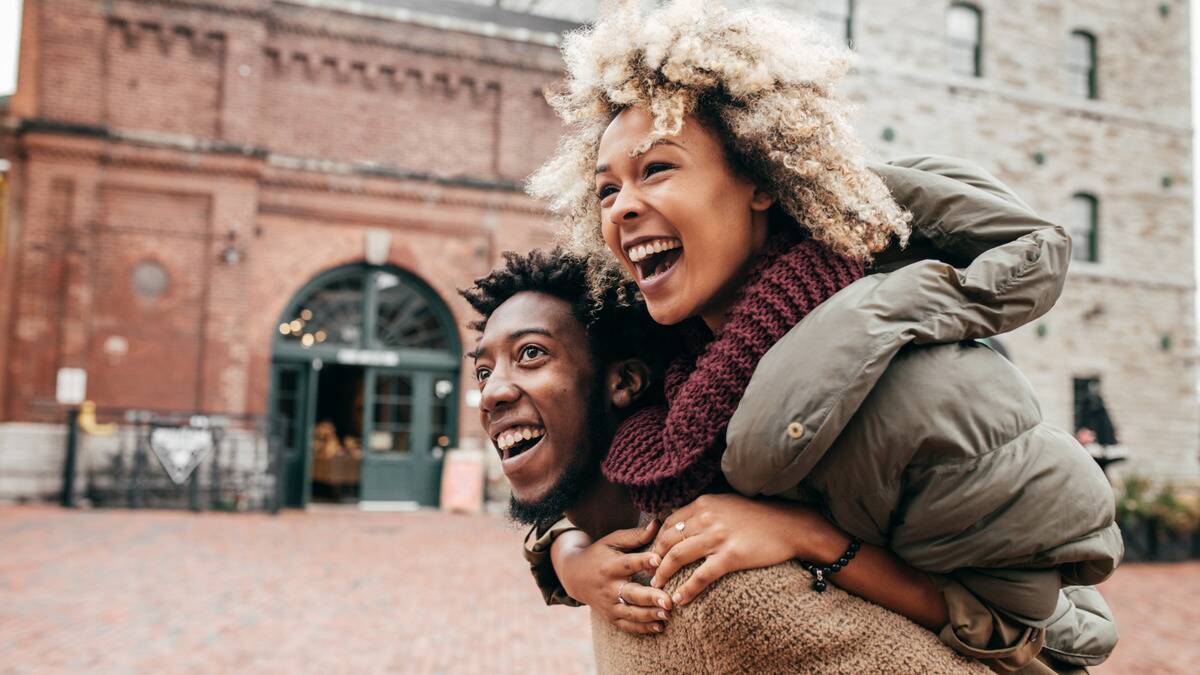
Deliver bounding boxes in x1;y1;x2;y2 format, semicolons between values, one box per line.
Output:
272;361;318;508
360;369;457;505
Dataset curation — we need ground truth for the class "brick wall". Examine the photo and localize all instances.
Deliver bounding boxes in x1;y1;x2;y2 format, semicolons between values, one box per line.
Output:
0;0;563;462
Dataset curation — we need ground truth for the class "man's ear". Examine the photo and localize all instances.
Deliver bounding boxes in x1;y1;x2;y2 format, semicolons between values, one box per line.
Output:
607;358;652;409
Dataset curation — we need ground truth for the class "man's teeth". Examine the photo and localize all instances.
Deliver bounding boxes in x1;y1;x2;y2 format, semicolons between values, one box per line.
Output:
627;238;682;263
496;426;545;451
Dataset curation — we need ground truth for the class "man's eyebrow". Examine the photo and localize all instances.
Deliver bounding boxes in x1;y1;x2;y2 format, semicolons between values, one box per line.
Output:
511;327;553;340
464;327;553;361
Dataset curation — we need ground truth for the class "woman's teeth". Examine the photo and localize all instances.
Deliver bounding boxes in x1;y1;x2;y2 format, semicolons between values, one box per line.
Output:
627;238;682;263
496;426;545;451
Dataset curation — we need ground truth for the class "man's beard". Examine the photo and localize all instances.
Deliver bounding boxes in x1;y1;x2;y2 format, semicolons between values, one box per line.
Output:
508;380;611;526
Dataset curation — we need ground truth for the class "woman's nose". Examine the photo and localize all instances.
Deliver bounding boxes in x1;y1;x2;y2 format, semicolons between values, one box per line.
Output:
609;186;643;225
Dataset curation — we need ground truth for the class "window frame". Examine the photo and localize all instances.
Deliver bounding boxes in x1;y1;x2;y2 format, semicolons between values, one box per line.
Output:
816;0;855;49
946;2;983;78
1067;29;1099;99
1069;192;1100;263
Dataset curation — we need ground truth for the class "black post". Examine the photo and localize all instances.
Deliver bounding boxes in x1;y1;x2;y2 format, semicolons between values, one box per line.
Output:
188;469;201;513
61;408;80;507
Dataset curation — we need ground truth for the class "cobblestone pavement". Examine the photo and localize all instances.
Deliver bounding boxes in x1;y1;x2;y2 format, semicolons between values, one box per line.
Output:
0;506;1195;675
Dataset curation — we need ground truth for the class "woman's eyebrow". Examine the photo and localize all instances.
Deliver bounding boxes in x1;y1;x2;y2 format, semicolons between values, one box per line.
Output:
597;139;687;174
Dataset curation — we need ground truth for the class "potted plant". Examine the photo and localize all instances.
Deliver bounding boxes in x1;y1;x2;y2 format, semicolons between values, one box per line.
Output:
1115;475;1154;562
1148;483;1199;562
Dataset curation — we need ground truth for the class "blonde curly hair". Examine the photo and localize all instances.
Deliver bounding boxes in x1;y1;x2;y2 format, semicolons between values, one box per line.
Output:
528;0;910;284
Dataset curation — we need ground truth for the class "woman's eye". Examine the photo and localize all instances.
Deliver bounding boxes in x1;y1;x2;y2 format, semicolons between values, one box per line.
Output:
519;346;546;361
474;367;491;383
644;162;673;178
597;185;618;201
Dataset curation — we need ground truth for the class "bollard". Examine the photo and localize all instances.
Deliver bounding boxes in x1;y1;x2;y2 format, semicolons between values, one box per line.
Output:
61;408;80;507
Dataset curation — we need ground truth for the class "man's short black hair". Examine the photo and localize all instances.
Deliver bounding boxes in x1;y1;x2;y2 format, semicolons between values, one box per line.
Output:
460;248;675;377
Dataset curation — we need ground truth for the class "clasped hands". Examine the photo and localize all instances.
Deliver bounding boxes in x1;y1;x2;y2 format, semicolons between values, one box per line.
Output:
556;493;843;635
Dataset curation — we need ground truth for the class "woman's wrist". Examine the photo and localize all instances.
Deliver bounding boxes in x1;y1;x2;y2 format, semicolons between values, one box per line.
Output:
790;508;852;563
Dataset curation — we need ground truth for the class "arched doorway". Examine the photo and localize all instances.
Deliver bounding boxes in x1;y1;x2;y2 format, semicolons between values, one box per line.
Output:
269;263;461;508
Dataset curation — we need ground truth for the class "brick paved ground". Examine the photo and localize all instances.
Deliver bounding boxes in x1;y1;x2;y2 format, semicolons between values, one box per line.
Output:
0;506;1195;675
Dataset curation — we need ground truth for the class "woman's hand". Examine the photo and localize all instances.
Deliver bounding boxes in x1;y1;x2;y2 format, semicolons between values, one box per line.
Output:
553;521;675;635
649;494;845;606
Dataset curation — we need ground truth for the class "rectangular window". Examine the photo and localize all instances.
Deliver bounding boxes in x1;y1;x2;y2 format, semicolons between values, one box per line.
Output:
1069;193;1099;263
1066;31;1098;99
1073;377;1100;434
816;0;854;48
947;4;982;77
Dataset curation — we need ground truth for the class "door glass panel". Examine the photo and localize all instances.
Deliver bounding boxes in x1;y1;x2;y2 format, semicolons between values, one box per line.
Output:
274;367;300;449
430;376;455;450
372;372;413;453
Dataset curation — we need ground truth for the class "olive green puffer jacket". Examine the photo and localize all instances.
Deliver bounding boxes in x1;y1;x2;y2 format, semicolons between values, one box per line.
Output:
724;155;1121;669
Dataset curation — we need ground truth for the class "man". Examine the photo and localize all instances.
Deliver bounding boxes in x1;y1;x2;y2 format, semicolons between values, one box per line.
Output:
461;248;677;629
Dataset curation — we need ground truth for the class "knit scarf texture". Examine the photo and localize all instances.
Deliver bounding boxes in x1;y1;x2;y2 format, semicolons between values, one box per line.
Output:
600;235;864;514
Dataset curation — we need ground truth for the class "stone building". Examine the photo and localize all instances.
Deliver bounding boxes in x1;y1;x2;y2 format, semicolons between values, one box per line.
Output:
1;0;1196;506
511;0;1200;484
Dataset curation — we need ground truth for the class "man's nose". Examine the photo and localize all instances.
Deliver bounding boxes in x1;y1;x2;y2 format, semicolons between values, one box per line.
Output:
479;370;520;413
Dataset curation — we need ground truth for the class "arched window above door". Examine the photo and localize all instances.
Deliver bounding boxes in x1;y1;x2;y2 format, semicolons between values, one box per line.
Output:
276;264;459;359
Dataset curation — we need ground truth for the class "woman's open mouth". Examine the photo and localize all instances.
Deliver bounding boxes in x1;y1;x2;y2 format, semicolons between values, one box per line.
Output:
495;425;545;462
626;237;683;284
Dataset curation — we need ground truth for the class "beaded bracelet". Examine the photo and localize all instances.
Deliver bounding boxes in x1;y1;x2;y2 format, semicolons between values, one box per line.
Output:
798;537;861;592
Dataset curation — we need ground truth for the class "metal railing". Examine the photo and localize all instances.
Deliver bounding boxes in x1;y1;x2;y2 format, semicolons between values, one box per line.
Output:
62;406;283;513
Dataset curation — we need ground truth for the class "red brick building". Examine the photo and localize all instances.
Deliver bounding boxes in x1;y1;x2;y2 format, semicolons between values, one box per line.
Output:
0;0;575;506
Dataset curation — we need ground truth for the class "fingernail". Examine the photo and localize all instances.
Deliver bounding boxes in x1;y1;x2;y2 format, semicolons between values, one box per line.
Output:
671;593;682;605
657;610;667;620
646;521;656;530
649;555;661;567
656;598;667;609
653;623;663;633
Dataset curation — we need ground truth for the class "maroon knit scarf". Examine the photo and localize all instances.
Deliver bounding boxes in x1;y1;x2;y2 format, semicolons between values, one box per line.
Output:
601;235;864;514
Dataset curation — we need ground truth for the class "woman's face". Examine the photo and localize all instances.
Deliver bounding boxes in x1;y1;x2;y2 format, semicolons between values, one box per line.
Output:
595;107;774;328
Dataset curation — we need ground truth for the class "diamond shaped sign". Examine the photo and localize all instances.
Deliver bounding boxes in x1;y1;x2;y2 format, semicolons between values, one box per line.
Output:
149;425;215;485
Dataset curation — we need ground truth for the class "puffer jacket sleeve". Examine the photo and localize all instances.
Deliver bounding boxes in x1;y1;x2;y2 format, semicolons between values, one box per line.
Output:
724;154;1070;497
522;517;583;607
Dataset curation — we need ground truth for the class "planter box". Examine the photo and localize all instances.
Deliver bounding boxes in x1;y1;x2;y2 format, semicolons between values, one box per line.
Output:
1118;516;1154;562
1154;525;1193;562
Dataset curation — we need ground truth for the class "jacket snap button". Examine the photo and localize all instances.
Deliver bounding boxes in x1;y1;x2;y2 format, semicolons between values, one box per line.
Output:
787;422;805;439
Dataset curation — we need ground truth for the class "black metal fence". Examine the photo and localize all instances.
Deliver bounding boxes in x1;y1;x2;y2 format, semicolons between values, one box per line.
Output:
62;407;283;513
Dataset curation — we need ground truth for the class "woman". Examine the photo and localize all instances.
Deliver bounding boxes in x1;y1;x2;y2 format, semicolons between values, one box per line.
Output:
525;1;1120;672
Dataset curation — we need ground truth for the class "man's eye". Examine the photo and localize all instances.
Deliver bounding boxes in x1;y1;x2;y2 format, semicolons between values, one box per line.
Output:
519;346;546;361
475;367;491;383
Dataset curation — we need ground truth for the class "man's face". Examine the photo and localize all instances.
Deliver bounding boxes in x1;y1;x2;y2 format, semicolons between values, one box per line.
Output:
473;292;602;520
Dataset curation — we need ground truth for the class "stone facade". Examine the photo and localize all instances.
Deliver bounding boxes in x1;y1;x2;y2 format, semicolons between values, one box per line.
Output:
1;0;1196;501
521;0;1200;484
